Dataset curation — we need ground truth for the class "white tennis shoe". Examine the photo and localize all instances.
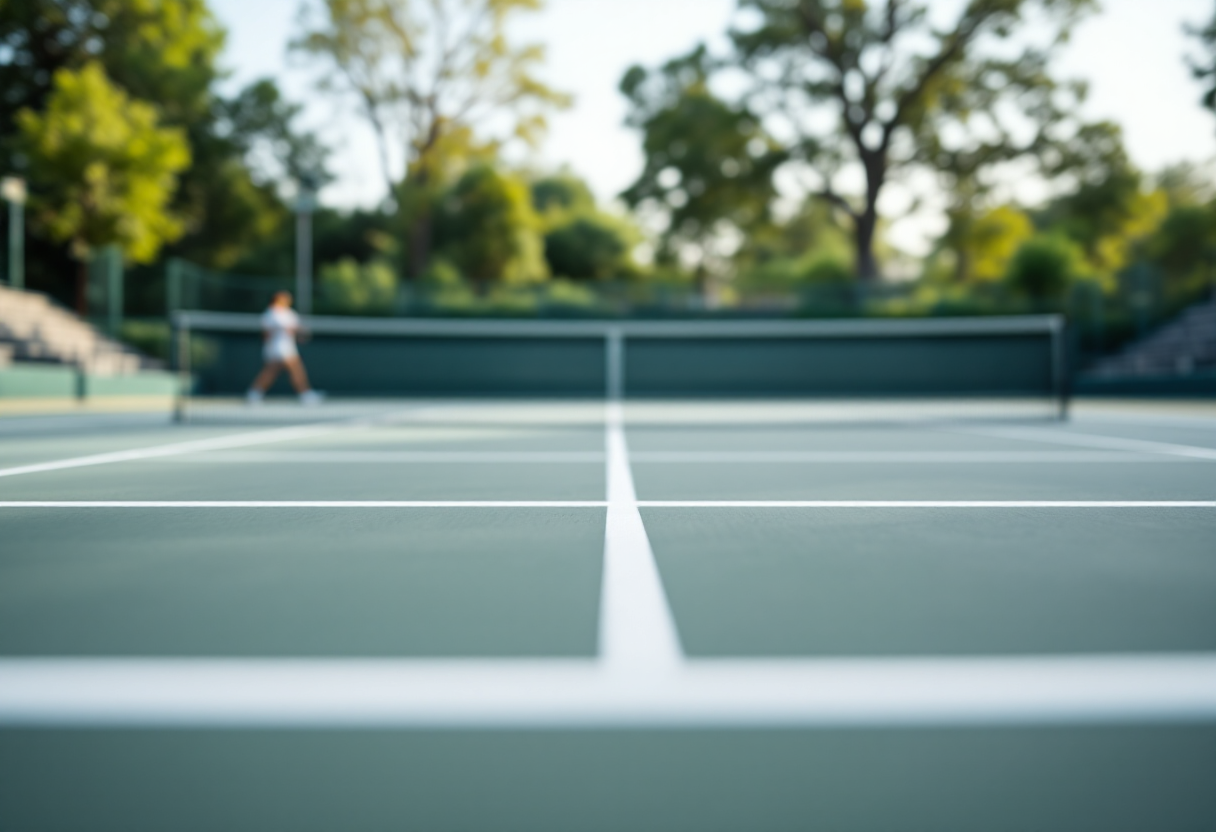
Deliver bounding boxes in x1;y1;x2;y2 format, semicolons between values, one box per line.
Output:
245;389;264;407
300;390;326;406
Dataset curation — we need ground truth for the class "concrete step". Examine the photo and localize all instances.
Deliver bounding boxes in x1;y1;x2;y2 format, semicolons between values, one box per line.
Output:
0;284;151;375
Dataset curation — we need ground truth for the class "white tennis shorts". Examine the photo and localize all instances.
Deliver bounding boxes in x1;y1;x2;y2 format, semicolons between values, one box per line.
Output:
263;338;298;362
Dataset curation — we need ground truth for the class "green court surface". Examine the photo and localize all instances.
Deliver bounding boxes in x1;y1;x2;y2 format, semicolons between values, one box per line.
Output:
1;398;1215;831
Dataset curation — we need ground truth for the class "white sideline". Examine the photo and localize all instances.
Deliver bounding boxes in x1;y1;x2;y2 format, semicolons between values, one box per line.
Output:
598;402;684;671
637;501;1216;508
0;501;608;508
147;450;1190;464
0;418;386;479
2;656;1214;727
631;450;1190;463
2;501;1213;508
152;451;606;463
959;426;1216;461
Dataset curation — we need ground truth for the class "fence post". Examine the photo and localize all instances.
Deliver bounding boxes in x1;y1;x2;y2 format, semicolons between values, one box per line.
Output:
606;327;624;401
105;245;122;338
166;258;183;319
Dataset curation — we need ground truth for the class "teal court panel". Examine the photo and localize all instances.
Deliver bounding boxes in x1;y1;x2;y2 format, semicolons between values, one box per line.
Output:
642;508;1216;657
0;508;605;657
0;460;606;501
630;460;1216;500
2;726;1213;832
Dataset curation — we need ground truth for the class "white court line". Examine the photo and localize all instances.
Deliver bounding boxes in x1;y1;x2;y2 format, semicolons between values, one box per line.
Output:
2;655;1214;727
2;501;1212;509
598;402;684;671
630;451;1177;463
636;501;1216;508
142;450;1179;465
151;451;606;463
0;416;395;479
0;501;608;508
959;426;1216;461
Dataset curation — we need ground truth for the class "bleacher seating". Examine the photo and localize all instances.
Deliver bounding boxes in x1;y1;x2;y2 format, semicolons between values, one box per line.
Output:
1090;296;1216;378
0;284;154;375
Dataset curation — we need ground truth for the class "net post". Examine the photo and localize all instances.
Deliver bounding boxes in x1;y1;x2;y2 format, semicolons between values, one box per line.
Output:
1052;315;1070;421
606;326;624;402
171;312;190;424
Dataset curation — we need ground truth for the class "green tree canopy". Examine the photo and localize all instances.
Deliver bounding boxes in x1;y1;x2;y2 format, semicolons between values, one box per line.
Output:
432;164;548;285
1;0;223;166
17;61;190;264
620;45;786;281
1005;232;1088;303
730;0;1097;281
293;0;570;277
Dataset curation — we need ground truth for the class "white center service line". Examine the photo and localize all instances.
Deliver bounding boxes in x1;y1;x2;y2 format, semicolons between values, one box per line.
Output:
598;402;684;672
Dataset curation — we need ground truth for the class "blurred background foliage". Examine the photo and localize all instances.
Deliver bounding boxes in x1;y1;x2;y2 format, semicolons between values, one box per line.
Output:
3;0;1216;368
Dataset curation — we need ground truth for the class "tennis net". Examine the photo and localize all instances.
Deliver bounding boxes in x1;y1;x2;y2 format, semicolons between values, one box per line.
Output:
169;311;1068;422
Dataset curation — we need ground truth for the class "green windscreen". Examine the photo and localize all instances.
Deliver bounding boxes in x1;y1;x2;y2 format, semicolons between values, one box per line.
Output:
173;312;1065;404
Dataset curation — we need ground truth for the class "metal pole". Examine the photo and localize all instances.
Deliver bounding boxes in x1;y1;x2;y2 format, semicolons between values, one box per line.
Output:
296;210;312;315
295;180;316;315
172;315;191;424
8;200;23;290
107;245;122;338
2;177;25;289
1053;317;1070;422
606;327;624;401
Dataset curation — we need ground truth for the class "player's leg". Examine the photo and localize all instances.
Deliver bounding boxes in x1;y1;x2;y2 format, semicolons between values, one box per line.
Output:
284;356;311;393
285;356;325;405
247;361;284;404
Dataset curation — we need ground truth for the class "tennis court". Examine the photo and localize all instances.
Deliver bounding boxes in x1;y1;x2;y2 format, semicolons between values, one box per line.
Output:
1;316;1215;830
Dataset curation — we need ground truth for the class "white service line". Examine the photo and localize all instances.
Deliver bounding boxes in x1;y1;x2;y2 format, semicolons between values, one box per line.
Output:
149;451;606;464
2;655;1214;727
630;451;1177;463
0;417;392;479
0;501;608;508
957;426;1216;461
636;501;1216;508
2;501;1212;509
598;402;684;672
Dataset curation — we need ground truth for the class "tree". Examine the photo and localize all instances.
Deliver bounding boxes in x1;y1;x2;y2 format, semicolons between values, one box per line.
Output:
529;172;638;280
1005;232;1087;303
731;0;1096;281
620;45;786;285
543;216;636;281
16;62;190;309
1;1;323;291
293;0;570;278
939;204;1034;284
1037;123;1167;282
1;0;222;169
432;164;547;285
1187;4;1216;125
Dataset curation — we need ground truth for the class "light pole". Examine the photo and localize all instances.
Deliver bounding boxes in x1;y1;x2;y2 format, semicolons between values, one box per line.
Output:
2;177;25;290
294;174;318;315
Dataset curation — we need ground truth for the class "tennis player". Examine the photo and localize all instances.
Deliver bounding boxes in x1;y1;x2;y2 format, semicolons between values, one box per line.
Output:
246;291;324;406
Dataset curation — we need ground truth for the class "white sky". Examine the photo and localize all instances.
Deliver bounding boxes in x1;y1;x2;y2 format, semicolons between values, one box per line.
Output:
209;0;1216;254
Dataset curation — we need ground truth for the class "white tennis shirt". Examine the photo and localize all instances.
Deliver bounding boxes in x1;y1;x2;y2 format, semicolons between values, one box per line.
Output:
261;307;300;360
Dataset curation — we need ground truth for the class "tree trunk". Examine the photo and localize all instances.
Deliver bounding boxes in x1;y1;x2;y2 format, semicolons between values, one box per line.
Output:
854;208;880;283
406;207;433;281
855;154;885;283
75;259;89;317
